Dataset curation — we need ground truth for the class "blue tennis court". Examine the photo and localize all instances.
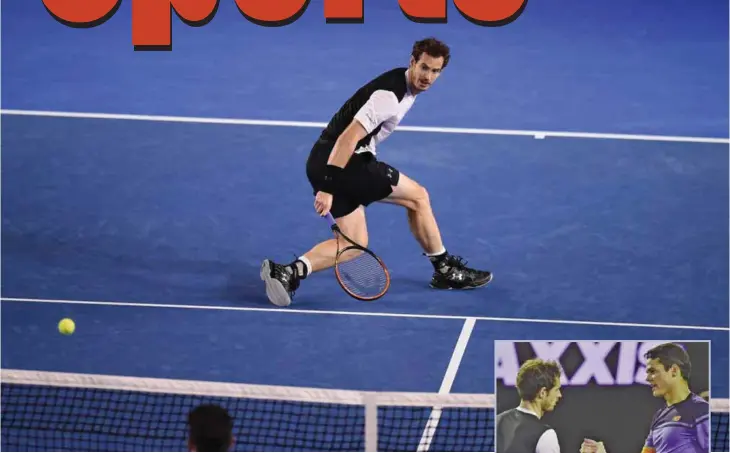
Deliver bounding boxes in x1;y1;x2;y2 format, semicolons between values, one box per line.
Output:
2;0;728;451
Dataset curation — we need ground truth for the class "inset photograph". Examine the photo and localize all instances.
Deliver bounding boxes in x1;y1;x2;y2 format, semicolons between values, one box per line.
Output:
494;340;714;453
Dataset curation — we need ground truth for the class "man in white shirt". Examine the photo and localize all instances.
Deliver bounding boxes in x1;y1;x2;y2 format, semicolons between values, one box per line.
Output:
261;37;492;307
496;358;564;453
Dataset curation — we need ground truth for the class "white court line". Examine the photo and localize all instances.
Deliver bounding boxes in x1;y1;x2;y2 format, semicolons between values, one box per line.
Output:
2;297;728;332
2;109;729;144
417;318;476;452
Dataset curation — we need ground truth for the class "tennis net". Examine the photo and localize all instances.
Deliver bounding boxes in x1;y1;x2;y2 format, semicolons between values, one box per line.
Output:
2;369;728;452
0;369;494;452
712;398;729;453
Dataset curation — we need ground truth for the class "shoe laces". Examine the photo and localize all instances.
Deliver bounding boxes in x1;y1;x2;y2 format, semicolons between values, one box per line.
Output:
444;255;484;280
446;255;468;269
270;258;299;295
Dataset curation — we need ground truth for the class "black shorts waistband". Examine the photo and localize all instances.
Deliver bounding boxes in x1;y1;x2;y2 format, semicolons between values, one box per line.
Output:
310;139;376;165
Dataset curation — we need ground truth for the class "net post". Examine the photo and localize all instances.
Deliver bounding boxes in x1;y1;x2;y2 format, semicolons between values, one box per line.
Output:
364;392;378;452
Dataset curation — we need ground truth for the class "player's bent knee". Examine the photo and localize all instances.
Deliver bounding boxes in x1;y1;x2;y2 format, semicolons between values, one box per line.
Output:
418;186;431;205
382;175;431;212
410;185;431;211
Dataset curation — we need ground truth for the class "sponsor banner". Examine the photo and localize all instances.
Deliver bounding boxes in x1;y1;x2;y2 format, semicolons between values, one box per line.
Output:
496;341;710;388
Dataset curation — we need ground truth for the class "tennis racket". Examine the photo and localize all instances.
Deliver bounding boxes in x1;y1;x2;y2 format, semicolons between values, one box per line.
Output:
325;212;390;301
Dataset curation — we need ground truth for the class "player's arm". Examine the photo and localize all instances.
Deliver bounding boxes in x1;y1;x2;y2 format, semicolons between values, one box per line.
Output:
373;116;397;146
327;119;368;169
640;430;656;453
324;90;398;186
640;413;657;453
693;413;710;452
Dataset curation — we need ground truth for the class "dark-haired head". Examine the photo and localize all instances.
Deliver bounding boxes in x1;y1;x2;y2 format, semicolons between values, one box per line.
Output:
516;358;563;416
187;404;234;452
644;343;692;400
407;37;451;93
411;37;451;69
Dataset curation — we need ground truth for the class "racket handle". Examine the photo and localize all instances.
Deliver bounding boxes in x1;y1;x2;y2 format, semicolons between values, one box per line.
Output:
325;212;337;228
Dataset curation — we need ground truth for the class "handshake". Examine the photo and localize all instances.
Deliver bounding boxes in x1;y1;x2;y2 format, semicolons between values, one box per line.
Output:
580;439;608;453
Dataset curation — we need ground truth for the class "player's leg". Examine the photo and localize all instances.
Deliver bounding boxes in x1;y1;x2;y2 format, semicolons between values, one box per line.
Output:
379;169;493;290
300;204;368;273
261;148;371;307
260;204;367;307
380;172;445;256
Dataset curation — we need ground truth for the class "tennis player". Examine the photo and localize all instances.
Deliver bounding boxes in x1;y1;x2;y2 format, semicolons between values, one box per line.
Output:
581;343;710;453
187;404;234;452
496;358;563;453
261;37;492;307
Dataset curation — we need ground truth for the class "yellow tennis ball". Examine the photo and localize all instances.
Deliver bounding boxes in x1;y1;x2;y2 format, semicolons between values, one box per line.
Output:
58;318;75;335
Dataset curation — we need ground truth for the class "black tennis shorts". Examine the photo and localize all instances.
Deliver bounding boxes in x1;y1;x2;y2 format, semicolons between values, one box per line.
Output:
306;139;400;219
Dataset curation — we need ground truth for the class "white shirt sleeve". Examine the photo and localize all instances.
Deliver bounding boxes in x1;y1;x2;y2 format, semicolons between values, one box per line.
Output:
535;429;561;453
353;89;399;134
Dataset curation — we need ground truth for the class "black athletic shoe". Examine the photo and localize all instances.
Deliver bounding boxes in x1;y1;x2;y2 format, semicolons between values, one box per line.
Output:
260;259;300;306
429;255;493;290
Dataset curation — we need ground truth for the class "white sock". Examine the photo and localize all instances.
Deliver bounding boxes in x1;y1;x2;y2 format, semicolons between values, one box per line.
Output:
426;247;447;257
297;255;313;278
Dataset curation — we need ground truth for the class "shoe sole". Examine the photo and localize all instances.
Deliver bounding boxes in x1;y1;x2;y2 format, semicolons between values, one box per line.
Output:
260;259;292;307
430;273;494;290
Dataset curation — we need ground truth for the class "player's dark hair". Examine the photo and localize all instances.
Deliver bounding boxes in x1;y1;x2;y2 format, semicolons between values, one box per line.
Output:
411;37;451;68
645;343;692;383
188;404;233;452
516;358;562;402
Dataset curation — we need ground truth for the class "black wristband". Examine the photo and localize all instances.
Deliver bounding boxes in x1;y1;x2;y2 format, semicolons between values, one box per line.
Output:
322;165;344;194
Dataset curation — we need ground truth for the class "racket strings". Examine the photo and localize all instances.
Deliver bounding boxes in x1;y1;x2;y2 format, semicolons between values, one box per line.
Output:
336;249;388;298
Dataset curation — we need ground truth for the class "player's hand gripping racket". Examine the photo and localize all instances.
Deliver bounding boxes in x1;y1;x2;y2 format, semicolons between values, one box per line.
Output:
325;213;390;301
